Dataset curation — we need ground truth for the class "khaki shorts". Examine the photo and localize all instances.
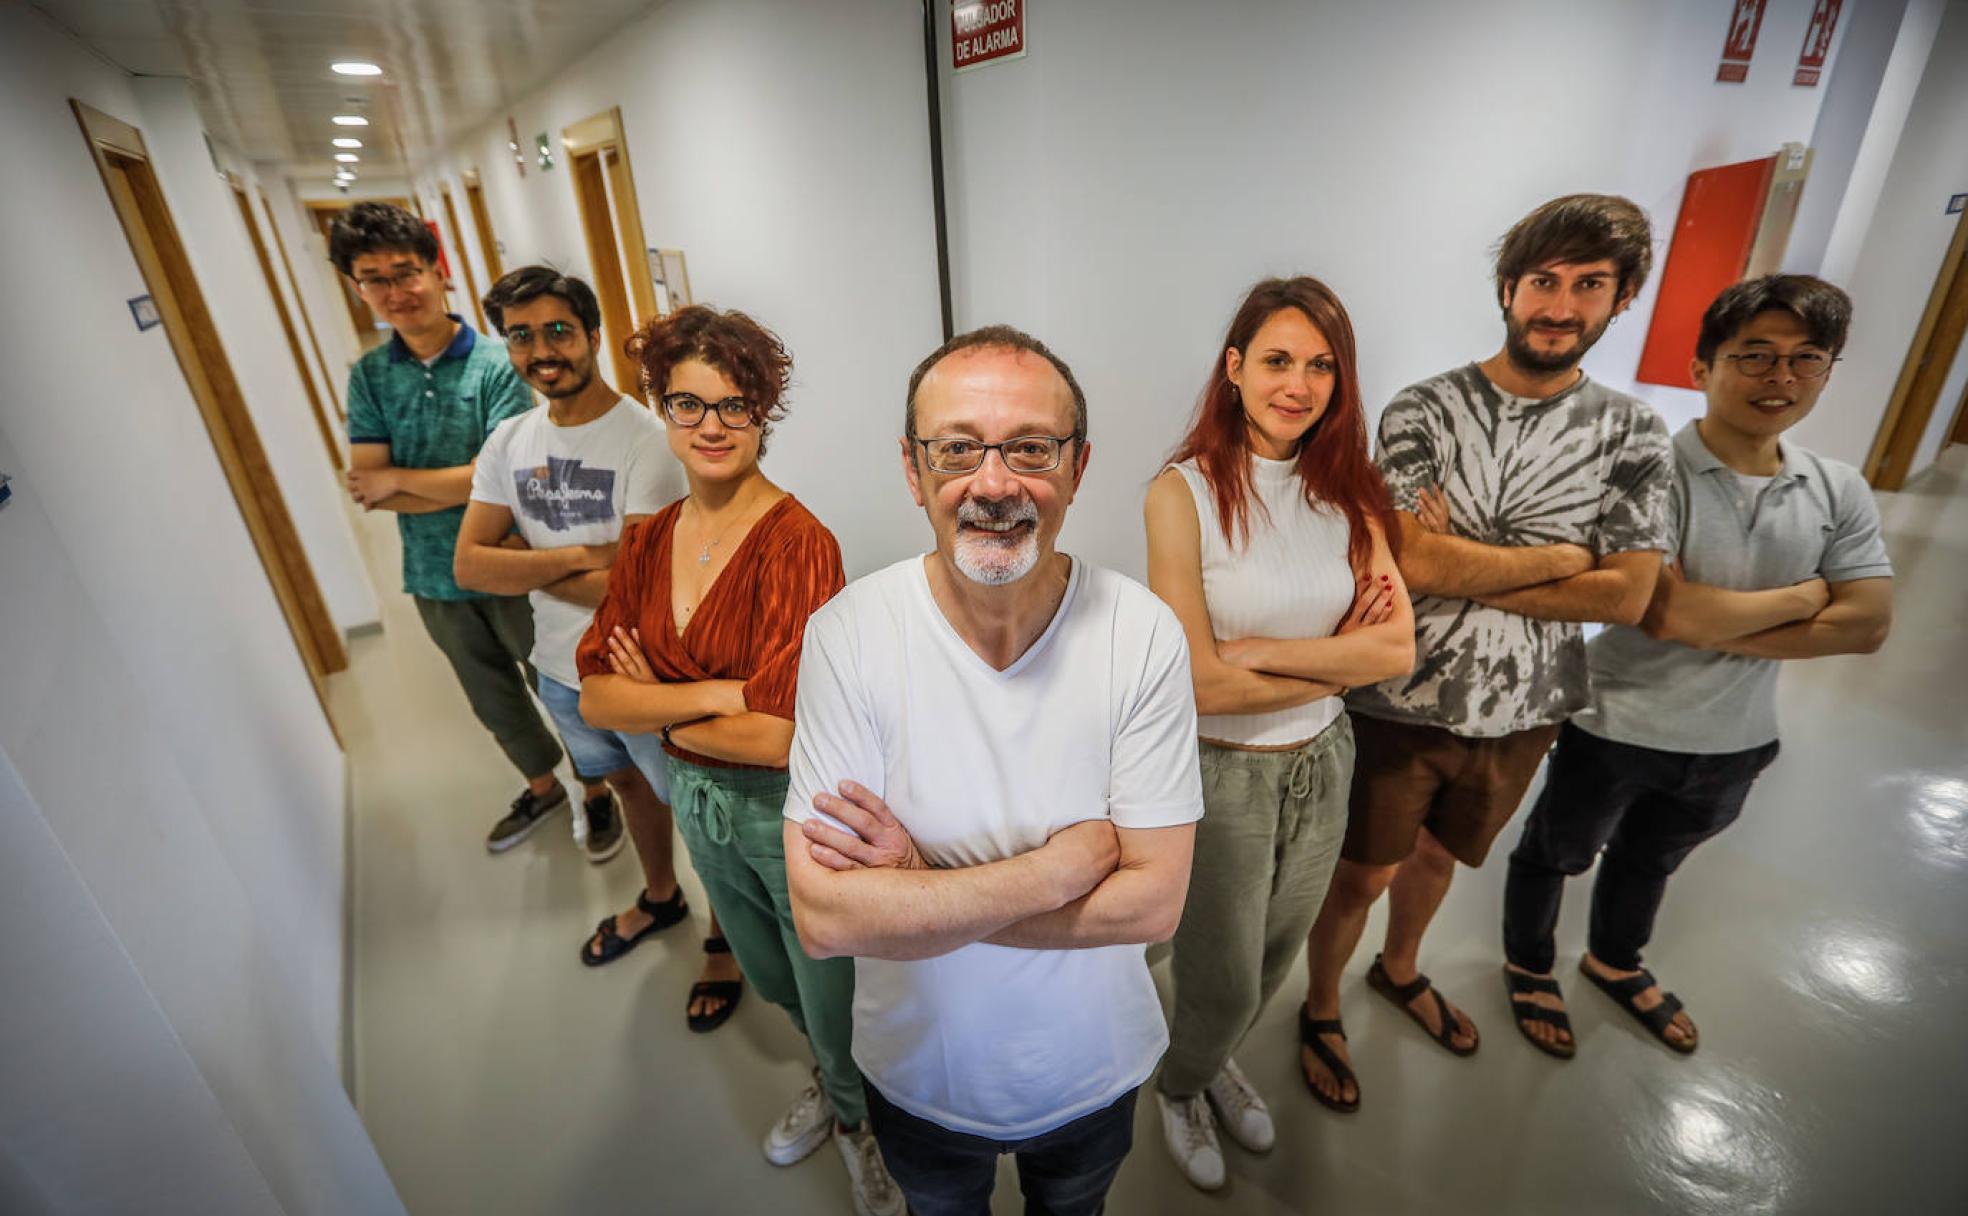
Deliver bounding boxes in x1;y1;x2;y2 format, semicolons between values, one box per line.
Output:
1341;712;1561;867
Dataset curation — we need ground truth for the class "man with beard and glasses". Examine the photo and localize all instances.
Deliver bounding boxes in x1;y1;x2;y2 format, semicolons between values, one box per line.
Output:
780;326;1203;1215
1297;194;1672;1110
456;269;741;1003
333;204;563;851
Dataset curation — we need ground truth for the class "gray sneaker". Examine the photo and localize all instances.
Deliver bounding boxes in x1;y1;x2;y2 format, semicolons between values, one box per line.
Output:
582;790;625;863
486;784;567;852
833;1121;904;1216
763;1070;834;1166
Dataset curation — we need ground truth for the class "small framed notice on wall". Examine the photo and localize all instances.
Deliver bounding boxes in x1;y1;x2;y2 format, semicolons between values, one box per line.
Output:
128;295;160;331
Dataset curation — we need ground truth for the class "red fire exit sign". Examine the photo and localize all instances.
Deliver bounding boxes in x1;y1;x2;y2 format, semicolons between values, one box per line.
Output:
952;0;1025;72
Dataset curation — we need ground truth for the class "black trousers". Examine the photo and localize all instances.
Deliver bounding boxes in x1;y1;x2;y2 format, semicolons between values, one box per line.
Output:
865;1081;1137;1216
1503;722;1779;975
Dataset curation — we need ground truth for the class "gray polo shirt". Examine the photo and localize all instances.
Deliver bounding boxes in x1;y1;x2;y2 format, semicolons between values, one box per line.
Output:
1573;423;1893;754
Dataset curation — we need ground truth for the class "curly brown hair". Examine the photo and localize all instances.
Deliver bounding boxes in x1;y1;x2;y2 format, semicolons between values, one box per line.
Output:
628;305;793;452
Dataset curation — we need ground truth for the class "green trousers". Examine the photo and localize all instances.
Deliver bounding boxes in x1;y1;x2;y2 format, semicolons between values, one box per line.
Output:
668;756;865;1126
413;594;563;779
1160;714;1354;1098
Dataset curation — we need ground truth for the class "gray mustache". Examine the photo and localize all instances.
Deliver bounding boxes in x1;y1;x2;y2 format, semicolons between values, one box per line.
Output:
958;499;1037;526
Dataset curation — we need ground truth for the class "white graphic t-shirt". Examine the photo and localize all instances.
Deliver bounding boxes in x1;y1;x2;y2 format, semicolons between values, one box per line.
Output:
470;396;682;687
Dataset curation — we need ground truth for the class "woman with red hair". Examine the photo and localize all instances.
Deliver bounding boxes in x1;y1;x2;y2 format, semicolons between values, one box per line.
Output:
1144;277;1415;1188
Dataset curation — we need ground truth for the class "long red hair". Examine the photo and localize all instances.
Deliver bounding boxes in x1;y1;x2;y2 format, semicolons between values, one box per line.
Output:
1167;277;1396;572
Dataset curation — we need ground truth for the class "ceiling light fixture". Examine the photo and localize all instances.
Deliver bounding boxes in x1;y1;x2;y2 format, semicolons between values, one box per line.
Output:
331;114;369;127
331;61;382;77
332;137;362;149
335;153;359;163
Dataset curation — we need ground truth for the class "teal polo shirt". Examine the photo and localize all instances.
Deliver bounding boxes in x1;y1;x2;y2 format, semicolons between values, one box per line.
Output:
345;316;534;600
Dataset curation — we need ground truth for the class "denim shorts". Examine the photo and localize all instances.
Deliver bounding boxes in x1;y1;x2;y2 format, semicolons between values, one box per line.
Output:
535;673;669;800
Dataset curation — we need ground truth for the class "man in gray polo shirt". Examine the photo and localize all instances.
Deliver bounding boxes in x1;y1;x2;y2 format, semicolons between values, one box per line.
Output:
1501;275;1894;1057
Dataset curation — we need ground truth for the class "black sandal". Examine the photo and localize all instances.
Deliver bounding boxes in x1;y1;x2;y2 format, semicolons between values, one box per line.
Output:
1502;966;1576;1060
1298;1005;1361;1114
579;886;689;968
1367;954;1479;1057
686;936;744;1033
1579;959;1697;1054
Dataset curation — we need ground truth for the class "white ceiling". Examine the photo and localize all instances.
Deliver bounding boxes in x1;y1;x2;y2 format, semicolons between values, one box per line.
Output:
33;0;662;183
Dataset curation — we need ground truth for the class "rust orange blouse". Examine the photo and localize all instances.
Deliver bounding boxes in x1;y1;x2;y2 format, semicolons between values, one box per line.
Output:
575;495;844;770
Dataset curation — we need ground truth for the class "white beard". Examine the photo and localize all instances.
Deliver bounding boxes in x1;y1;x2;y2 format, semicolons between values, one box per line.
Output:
951;498;1040;586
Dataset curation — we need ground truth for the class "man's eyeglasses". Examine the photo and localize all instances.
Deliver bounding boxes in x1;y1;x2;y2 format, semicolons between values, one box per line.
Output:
661;392;757;429
353;267;429;296
1722;351;1838;380
911;434;1078;475
504;320;582;350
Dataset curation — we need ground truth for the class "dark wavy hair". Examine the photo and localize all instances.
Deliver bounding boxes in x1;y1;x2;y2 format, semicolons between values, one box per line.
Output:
1696;274;1853;363
629;305;793;452
1167;277;1396;572
327;201;438;276
482;265;602;336
1493;194;1654;308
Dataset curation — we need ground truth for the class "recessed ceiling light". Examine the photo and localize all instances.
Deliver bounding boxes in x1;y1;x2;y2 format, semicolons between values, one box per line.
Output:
332;137;362;149
335;152;359;163
331;114;369;127
331;61;382;76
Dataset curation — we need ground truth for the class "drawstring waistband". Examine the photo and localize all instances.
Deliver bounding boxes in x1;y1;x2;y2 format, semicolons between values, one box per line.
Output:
672;767;737;847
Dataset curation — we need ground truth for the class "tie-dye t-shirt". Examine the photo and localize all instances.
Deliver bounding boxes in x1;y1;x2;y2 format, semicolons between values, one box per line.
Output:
1346;364;1671;738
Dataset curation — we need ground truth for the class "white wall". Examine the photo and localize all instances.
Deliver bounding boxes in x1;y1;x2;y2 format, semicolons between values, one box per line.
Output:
1798;0;1968;476
417;0;944;578
130;78;380;634
0;4;399;1211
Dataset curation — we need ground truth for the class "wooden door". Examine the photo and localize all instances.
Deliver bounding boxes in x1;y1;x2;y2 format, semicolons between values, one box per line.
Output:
462;170;503;282
1865;209;1968;490
563;107;659;400
230;179;340;469
440;185;486;331
72;101;347;741
259;189;341;416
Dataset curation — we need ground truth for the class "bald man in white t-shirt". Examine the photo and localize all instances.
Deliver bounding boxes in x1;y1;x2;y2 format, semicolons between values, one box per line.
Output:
782;325;1203;1216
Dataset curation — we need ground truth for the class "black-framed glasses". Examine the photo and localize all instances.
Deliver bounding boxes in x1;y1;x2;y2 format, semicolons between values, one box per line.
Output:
504;320;582;350
353;266;429;295
661;392;757;429
1722;351;1838;380
911;433;1078;475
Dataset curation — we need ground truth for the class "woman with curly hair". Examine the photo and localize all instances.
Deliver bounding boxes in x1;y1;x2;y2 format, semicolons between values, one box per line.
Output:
577;306;900;1214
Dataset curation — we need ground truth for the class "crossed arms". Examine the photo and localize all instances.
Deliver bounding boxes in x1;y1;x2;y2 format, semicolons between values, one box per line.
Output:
783;783;1195;962
346;442;475;515
1641;566;1892;658
454;499;645;608
1398;486;1661;625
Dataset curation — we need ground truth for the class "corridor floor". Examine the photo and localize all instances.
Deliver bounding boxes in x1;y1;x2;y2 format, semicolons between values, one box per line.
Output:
335;450;1968;1215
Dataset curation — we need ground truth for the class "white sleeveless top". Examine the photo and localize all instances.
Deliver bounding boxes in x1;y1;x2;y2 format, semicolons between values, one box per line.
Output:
1173;456;1356;747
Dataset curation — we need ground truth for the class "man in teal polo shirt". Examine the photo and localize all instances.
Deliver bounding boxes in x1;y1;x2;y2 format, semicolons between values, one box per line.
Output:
332;201;584;850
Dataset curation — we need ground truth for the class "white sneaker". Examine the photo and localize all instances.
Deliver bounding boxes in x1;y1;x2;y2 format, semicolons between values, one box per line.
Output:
1205;1057;1276;1153
1157;1090;1226;1191
833;1121;905;1216
762;1070;834;1166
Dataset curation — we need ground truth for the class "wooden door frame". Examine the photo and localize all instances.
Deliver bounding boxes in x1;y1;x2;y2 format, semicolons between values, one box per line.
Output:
227;174;341;470
1865;208;1968;490
439;184;487;332
461;168;503;282
72;100;347;742
563;107;657;399
259;188;341;418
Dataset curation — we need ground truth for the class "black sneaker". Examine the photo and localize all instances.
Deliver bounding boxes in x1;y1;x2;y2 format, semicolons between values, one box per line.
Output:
583;791;626;864
487;784;568;852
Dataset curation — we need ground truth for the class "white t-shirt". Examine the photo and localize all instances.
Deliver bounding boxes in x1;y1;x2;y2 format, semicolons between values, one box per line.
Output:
784;555;1204;1140
469;396;682;687
1173;455;1354;746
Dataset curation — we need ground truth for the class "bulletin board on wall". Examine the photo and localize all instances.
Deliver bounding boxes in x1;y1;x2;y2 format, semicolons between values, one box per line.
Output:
1637;146;1813;389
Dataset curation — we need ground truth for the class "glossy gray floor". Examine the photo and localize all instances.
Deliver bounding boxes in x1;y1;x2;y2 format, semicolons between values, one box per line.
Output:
339;450;1968;1216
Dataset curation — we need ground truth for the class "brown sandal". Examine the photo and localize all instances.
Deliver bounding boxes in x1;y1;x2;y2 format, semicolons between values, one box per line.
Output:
1367;954;1478;1057
1298;1005;1361;1114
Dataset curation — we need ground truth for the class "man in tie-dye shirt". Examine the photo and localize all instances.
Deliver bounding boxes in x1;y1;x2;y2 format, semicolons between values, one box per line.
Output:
1298;195;1670;1111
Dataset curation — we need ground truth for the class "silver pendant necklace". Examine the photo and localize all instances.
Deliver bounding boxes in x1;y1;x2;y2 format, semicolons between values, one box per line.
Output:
690;496;750;566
